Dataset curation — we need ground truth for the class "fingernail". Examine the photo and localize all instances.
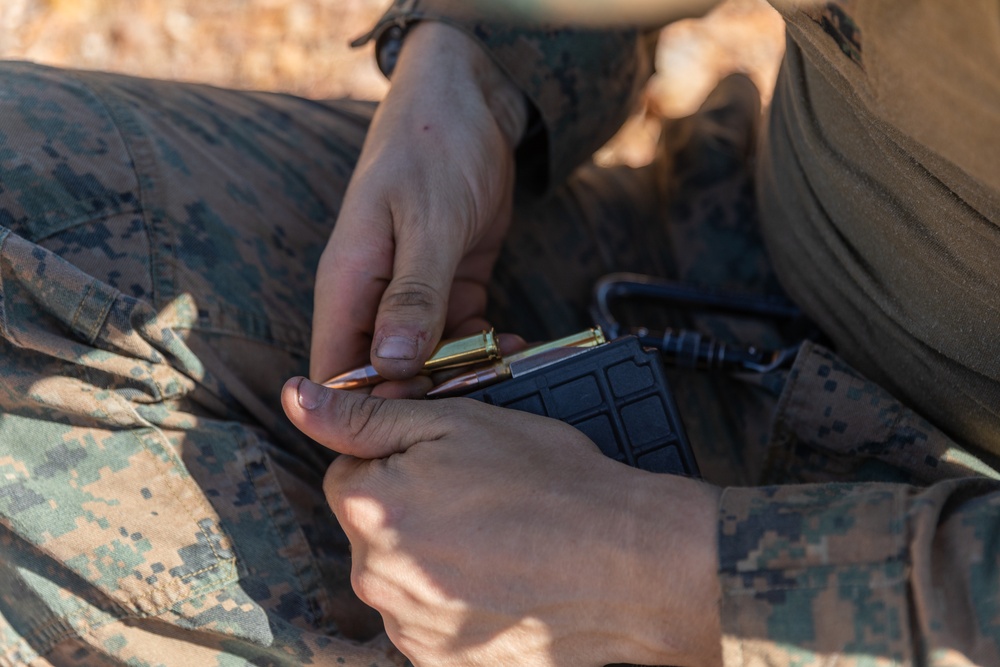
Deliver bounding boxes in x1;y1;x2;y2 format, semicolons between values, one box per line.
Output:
376;335;418;360
297;378;329;411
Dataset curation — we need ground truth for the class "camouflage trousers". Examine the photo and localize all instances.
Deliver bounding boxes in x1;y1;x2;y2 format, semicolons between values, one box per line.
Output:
2;62;990;666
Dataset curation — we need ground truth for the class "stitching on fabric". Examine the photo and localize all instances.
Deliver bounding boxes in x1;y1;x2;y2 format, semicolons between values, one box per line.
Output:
4;562;239;665
234;425;332;628
67;277;96;339
86;285;118;346
65;71;159;307
0;227;13;344
722;561;911;594
126;425;231;569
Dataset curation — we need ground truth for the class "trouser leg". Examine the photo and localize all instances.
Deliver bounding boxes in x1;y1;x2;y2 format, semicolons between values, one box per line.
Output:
0;62;397;665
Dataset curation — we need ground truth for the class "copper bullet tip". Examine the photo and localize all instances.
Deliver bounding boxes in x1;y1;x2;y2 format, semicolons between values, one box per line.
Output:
426;366;503;398
321;364;383;390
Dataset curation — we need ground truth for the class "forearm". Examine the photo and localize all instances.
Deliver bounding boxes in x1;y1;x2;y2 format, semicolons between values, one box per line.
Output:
463;0;723;27
310;16;528;381
357;1;659;189
615;473;723;666
391;22;527;150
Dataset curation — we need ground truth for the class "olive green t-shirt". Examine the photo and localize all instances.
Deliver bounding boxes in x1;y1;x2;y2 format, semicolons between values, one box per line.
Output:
759;0;1000;452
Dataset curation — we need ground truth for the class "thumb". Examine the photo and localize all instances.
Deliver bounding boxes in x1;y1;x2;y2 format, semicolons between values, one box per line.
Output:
281;377;452;459
369;220;462;380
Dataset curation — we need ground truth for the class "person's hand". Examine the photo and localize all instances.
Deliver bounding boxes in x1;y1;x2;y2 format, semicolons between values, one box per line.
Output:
281;377;724;667
310;22;528;391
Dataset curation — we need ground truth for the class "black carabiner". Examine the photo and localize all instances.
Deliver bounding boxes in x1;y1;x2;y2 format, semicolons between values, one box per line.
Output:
590;273;804;373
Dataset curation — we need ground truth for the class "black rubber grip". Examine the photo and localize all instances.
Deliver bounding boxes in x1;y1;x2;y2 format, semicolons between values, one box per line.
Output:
466;336;699;477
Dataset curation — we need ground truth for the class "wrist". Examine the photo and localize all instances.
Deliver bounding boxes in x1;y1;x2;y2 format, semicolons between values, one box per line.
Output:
614;472;723;666
393;21;528;149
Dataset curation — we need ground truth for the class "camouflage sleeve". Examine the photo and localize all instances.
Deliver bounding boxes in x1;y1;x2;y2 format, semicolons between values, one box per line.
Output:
718;479;1000;665
352;0;657;190
717;342;1000;664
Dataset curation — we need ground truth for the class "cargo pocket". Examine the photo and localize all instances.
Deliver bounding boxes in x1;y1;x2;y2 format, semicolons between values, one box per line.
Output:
0;226;238;656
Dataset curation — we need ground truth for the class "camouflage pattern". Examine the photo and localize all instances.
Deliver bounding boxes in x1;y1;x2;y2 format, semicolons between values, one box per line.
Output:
2;1;1000;666
718;342;1000;665
764;341;1000;488
0;62;400;666
719;476;1000;666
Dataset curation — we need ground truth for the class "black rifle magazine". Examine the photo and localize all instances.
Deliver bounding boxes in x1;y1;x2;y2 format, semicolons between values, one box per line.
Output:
466;336;700;477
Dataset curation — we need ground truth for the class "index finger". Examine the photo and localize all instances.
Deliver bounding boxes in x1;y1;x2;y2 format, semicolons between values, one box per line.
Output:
309;204;394;382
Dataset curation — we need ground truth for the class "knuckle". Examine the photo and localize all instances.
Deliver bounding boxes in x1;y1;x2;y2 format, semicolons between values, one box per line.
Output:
390;634;422;664
337;492;383;535
350;566;378;607
321;466;341;507
337;394;387;442
381;278;443;313
435;398;482;430
381;620;416;661
322;458;362;518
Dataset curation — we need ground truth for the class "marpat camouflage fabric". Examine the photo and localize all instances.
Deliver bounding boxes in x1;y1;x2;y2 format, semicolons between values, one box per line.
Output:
2;1;1000;666
0;63;407;666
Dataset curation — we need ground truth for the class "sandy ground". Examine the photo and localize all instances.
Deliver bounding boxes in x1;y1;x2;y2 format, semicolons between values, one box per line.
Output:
0;0;785;165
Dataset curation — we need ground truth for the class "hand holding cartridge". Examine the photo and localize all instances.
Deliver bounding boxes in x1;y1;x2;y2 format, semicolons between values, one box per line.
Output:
307;22;526;386
323;327;604;395
322;329;502;390
281;377;724;667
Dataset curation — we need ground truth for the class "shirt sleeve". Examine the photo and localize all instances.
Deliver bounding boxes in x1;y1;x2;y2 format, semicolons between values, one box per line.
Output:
353;0;658;191
718;479;1000;665
718;341;1000;665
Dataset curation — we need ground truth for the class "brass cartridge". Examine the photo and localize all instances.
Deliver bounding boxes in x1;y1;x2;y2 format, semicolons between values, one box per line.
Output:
323;329;501;389
427;327;606;397
502;327;605;366
423;329;501;371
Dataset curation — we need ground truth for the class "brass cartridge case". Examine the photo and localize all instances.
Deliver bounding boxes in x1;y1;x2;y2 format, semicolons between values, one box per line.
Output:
502;327;605;366
422;329;500;371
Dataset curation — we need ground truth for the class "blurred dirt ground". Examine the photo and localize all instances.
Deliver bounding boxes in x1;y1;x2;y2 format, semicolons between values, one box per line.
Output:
0;0;785;165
